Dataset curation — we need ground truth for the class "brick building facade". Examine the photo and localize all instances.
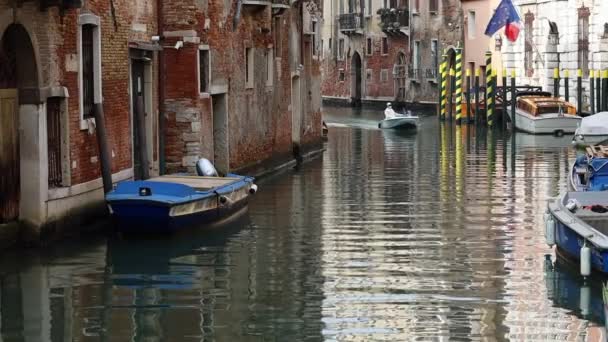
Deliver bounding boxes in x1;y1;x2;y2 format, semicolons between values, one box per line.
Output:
161;0;322;175
0;0;322;245
320;0;462;107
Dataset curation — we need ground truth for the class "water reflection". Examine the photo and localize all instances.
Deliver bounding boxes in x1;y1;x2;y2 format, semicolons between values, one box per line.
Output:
544;255;607;340
0;106;606;341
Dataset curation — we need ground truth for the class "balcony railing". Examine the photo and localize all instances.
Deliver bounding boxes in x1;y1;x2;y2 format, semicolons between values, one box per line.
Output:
425;68;438;81
408;67;421;81
339;13;363;33
272;0;290;8
378;8;409;33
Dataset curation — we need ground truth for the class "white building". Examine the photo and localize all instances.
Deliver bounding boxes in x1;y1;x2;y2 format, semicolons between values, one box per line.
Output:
502;0;608;112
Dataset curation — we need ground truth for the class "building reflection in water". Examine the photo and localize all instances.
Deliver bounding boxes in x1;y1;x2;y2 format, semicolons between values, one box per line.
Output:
0;107;606;341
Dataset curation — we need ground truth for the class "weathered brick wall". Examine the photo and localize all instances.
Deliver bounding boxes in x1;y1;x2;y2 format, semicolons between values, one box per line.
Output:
162;0;320;173
321;0;462;104
0;0;158;186
321;35;407;101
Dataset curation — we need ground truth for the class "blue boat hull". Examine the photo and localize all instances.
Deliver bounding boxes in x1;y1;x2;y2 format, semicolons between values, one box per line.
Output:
555;217;608;273
110;193;251;233
106;174;255;233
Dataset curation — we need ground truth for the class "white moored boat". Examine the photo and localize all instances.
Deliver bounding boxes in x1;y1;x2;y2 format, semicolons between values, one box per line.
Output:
573;112;608;147
510;92;581;135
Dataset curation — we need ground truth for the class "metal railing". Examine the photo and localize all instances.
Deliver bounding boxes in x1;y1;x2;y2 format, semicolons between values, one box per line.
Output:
47;98;63;188
408;67;421;80
379;8;409;31
339;13;362;31
425;68;438;80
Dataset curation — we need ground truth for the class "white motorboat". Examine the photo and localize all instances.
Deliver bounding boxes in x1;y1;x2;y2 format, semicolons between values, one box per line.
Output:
509;93;581;135
573;112;608;147
378;111;419;130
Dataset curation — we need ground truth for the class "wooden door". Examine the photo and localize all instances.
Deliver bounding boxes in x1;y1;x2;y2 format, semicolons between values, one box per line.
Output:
0;89;19;223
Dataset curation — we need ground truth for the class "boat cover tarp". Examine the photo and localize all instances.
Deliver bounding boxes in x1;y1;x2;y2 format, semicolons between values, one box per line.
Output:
578;112;608;135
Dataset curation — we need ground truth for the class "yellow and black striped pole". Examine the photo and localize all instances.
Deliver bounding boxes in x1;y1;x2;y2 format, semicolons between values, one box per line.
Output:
590;70;595;114
440;55;448;120
553;67;560;98
577;69;582;115
603;70;608;111
564;69;570;102
485;51;494;127
455;48;463;124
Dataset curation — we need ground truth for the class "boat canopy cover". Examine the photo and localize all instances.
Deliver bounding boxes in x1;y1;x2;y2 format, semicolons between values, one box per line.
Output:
591;158;608;175
577;112;608;135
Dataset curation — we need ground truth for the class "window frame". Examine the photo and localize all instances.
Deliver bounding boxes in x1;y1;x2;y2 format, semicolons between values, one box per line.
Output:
381;37;388;56
578;6;590;77
366;37;373;56
468;10;476;40
198;45;210;95
245;47;254;89
266;47;274;87
429;0;438;14
78;13;102;130
380;69;389;83
338;38;345;60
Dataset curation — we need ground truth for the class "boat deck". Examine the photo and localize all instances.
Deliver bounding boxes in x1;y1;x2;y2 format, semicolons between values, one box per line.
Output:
147;175;241;191
587;145;608;158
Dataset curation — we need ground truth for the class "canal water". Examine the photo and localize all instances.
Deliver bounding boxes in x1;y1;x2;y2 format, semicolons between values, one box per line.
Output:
0;106;605;341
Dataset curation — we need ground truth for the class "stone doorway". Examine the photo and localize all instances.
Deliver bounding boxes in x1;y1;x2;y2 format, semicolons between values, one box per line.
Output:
0;23;39;224
351;52;362;106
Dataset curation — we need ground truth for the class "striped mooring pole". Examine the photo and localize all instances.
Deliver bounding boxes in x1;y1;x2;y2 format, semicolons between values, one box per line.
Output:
577;69;582;115
475;68;480;126
511;69;517;132
553;68;560;98
502;69;507;132
590;70;595;114
603;70;608;112
485;51;494;127
448;67;455;121
564;69;570;103
455;48;463;125
440;54;448;120
465;68;472;123
601;70;604;111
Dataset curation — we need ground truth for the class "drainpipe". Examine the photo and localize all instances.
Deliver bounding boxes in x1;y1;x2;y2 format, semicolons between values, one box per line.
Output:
93;103;113;194
157;0;166;174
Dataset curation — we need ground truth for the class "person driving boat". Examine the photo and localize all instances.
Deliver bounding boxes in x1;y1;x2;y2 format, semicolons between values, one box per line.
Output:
384;102;397;119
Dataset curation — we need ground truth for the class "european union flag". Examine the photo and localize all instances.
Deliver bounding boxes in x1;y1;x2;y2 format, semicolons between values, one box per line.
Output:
485;0;521;40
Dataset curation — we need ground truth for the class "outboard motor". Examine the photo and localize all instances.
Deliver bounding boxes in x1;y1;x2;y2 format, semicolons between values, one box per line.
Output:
196;158;219;177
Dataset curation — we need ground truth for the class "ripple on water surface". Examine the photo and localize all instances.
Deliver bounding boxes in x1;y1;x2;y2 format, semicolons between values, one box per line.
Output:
0;107;604;341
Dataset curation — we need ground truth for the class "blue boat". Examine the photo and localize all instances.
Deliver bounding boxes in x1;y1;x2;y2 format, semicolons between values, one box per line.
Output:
570;147;608;191
546;191;608;274
106;172;257;233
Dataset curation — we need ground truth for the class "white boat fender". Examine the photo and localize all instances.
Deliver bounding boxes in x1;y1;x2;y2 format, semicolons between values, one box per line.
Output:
545;214;555;247
196;158;219;177
580;284;591;316
249;184;258;194
581;242;591;277
566;199;579;212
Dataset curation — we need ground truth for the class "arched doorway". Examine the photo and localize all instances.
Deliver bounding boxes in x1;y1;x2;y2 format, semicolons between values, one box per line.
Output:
0;24;38;224
351;52;362;106
394;52;407;100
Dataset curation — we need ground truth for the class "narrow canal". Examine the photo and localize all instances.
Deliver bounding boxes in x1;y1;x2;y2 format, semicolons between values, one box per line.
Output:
0;106;604;341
